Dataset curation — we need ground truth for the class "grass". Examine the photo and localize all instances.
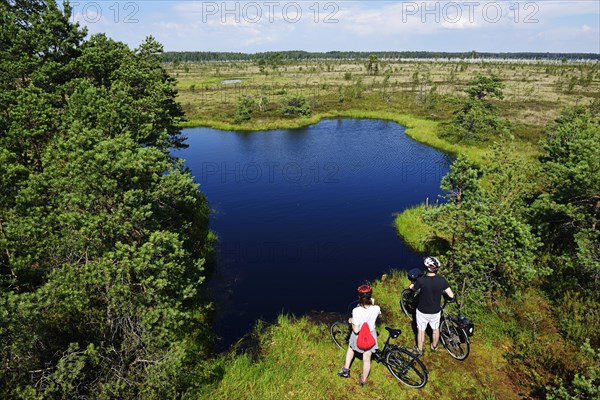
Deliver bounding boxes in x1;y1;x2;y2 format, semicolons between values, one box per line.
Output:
394;204;453;255
169;59;599;133
192;273;524;400
394;204;432;253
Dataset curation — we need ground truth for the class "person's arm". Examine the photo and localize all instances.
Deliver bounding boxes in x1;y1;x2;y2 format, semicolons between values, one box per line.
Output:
351;309;359;333
444;287;455;300
410;279;421;291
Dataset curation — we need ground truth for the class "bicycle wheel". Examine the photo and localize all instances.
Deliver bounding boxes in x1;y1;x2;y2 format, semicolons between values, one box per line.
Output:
385;347;428;389
439;319;470;360
400;289;417;320
330;320;351;350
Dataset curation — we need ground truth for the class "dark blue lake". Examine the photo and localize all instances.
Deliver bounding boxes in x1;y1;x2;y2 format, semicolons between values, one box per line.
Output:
177;119;452;350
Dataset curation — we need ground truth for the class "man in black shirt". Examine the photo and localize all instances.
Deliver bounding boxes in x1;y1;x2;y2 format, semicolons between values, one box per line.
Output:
409;256;455;355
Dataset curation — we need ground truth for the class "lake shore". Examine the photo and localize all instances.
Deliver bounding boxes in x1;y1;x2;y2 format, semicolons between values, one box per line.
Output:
180;109;490;164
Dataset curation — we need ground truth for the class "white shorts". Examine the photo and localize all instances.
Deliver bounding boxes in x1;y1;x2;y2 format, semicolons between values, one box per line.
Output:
416;309;441;331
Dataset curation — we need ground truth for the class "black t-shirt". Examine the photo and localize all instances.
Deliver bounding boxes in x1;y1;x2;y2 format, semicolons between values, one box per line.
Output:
413;274;449;314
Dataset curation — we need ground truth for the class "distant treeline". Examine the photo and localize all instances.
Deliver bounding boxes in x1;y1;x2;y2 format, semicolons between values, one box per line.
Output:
162;50;600;63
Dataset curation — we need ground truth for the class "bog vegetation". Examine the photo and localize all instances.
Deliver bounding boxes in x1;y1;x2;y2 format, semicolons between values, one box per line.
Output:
1;1;599;399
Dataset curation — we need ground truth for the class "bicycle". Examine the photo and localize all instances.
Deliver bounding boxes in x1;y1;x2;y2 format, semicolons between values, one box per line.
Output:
399;268;422;319
400;286;417;319
330;320;428;388
439;301;472;360
399;288;472;361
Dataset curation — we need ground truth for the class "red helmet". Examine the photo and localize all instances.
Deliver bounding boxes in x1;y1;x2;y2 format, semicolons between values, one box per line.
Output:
357;284;372;298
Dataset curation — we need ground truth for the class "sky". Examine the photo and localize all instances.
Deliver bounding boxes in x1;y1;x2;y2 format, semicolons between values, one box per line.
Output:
68;0;600;53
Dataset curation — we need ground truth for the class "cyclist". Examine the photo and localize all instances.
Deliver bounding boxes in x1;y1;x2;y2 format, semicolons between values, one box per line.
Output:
337;284;381;386
409;256;455;355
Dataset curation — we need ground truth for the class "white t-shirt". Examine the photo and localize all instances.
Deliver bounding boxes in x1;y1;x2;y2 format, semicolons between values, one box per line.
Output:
352;305;381;331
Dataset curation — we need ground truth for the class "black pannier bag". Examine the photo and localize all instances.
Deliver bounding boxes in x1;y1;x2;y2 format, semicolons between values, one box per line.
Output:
457;314;474;337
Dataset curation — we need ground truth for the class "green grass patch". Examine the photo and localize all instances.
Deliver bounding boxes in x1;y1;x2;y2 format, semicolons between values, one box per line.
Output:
394;204;431;253
181;109;492;164
193;274;526;400
393;204;451;255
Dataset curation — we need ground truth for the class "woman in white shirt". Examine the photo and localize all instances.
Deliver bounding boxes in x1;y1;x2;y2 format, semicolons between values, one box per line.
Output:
337;284;381;386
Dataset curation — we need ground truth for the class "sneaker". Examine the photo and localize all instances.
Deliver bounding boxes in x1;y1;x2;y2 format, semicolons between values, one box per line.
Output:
359;374;367;386
337;368;350;378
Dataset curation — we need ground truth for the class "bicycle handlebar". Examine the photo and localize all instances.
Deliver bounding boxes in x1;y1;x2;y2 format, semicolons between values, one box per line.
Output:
441;295;456;309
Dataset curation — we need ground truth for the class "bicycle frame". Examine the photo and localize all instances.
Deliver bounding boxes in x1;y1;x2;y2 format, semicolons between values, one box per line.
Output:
400;289;471;360
331;319;429;388
373;326;401;360
439;300;471;360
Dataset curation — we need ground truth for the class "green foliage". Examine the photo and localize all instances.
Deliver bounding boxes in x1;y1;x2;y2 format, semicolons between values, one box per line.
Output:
0;0;86;96
425;154;544;298
464;74;505;100
415;106;598;396
0;1;212;397
233;95;256;123
553;292;600;347
257;52;283;74
449;98;511;142
394;205;442;254
546;341;600;400
352;77;365;99
421;85;440;112
280;95;311;117
440;154;482;205
365;54;379;75
533;104;600;295
444;75;510;142
504;290;578;395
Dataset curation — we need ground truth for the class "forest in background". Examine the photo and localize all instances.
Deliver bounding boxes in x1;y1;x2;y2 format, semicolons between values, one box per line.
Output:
162;50;600;63
1;0;599;399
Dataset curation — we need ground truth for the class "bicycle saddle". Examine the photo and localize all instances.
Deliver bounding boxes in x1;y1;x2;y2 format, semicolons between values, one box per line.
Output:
385;327;401;338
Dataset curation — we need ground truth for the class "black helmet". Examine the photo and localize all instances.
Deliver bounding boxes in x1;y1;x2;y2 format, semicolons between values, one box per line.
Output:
357;284;372;299
424;256;441;273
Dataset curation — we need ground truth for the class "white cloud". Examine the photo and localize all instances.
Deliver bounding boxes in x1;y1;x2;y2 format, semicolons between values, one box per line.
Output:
533;24;600;41
70;0;600;52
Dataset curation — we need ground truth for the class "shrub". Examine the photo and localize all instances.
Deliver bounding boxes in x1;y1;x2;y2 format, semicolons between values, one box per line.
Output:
233;95;256;123
280;95;311;117
553;291;600;347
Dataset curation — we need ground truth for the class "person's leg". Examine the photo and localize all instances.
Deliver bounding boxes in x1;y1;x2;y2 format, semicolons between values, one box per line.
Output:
338;346;354;377
417;329;425;352
343;346;354;369
431;328;440;349
361;351;372;384
430;311;442;350
415;310;428;353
